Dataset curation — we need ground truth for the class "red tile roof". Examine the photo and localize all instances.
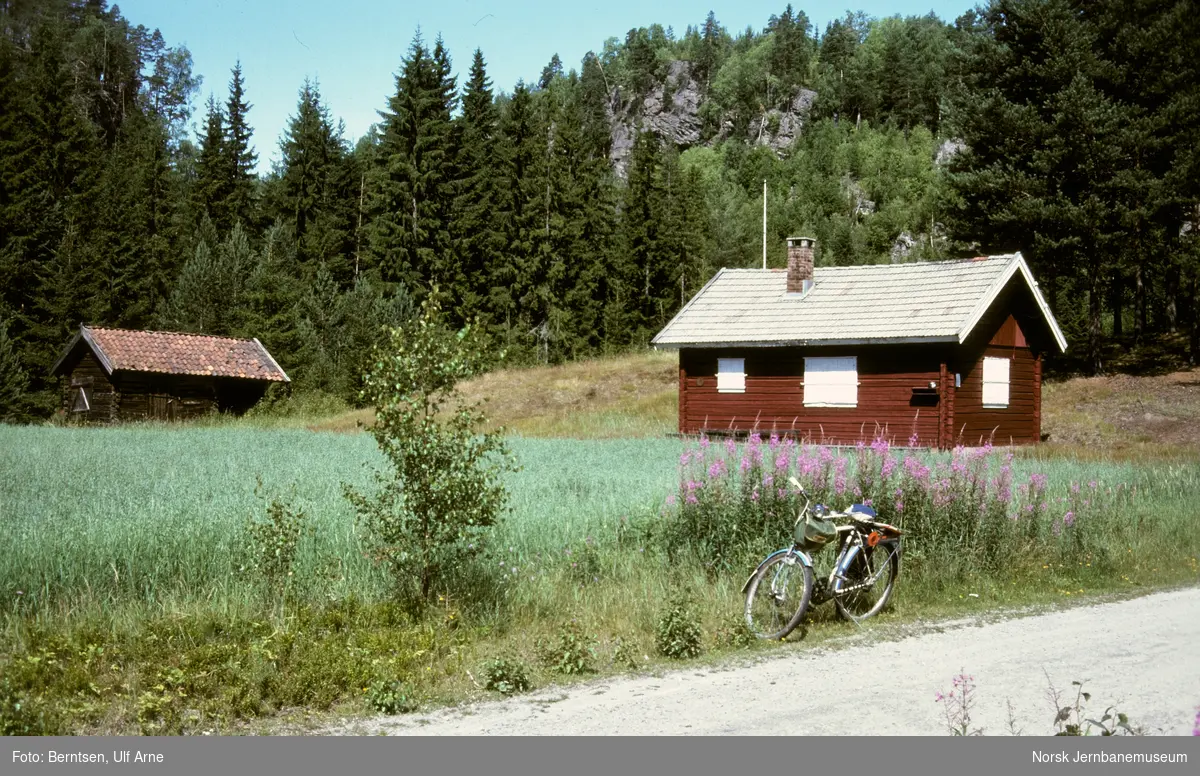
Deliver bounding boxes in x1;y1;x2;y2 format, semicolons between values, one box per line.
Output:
63;326;290;382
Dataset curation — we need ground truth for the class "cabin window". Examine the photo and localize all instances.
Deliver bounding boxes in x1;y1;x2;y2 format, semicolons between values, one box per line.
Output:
803;357;858;407
716;358;745;393
71;386;90;412
982;356;1010;408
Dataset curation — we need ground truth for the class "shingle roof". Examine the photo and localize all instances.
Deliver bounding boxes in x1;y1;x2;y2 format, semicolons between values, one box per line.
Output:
652;253;1067;352
53;326;290;382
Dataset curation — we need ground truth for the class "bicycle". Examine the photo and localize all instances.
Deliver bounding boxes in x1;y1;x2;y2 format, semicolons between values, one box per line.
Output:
742;477;903;640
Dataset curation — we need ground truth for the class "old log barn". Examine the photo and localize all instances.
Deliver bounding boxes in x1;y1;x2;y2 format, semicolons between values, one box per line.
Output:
651;238;1068;448
51;326;290;422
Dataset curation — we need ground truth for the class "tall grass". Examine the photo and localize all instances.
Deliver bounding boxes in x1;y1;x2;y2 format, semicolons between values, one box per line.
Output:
0;426;681;612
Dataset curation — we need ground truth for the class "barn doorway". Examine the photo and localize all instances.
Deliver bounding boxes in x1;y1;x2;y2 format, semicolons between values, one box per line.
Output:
148;394;175;421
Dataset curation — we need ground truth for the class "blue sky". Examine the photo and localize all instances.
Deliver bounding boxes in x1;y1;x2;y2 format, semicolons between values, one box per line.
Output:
116;1;972;173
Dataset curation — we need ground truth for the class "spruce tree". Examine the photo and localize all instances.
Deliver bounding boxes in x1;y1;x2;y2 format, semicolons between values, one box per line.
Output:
451;49;503;325
277;79;356;278
366;31;458;297
224;61;257;229
194;95;231;231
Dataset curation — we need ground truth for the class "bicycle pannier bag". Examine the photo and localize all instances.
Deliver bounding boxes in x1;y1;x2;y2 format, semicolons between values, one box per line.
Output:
795;514;837;552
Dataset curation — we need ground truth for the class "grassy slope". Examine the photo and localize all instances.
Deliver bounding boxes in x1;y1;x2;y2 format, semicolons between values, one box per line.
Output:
308;349;680;437
1039;370;1200;460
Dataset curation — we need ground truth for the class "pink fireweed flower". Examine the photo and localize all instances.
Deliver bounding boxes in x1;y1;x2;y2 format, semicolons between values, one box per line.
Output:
699;435;711;449
666;494;676;506
708;459;726;479
1063;511;1075;527
881;456;897;478
775;452;790;470
1071;482;1081;494
1088;480;1098;489
1052;520;1062;537
908;431;920;447
750;488;760;502
685;494;698;505
777;488;787;499
725;437;737;455
895;501;904;513
740;456;752;474
680;451;691;467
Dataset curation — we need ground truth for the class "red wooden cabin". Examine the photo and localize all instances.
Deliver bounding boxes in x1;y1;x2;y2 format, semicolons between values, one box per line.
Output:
651;238;1068;449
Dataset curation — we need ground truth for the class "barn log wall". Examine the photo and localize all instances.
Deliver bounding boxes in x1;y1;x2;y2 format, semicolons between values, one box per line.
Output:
114;373;218;421
61;352;118;423
678;346;945;445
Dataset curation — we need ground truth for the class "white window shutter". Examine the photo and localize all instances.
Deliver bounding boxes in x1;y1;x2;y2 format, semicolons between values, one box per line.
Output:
982;356;1010;408
717;358;745;393
803;357;857;407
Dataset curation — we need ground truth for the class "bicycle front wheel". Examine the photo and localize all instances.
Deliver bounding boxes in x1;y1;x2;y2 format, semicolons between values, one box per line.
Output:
833;539;900;623
744;552;814;640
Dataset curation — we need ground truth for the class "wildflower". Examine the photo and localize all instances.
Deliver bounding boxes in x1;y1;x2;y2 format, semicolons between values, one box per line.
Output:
908;431;920;447
1088;480;1098;489
1071;482;1081;494
895;501;903;513
725;438;737;455
685;494;698;505
666;494;676;506
1064;511;1075;527
699;435;710;449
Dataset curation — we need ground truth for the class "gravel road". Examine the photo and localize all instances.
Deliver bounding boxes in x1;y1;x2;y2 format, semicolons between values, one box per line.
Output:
326;587;1200;736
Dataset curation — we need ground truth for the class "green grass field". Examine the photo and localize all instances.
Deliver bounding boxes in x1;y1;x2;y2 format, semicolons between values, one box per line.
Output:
2;418;1199;734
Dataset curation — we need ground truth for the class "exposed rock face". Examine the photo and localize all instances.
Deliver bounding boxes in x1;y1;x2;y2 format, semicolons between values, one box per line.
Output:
935;138;966;166
842;175;876;217
609;61;704;177
748;89;817;154
890;231;917;263
608;61;817;177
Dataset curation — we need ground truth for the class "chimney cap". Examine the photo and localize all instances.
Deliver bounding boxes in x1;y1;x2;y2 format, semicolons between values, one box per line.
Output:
786;236;816;247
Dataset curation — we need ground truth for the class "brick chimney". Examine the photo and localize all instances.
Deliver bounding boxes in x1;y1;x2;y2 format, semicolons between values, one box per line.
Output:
786;237;815;295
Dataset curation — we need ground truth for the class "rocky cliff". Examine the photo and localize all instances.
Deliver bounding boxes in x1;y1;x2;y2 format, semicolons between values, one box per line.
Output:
606;60;817;177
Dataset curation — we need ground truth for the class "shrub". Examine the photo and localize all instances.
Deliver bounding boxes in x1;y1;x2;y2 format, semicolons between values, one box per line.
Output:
0;677;63;736
366;678;418;715
481;657;531;695
344;293;518;608
611;637;642;670
538;619;595;675
711;611;757;649
655;592;703;659
243;480;312;595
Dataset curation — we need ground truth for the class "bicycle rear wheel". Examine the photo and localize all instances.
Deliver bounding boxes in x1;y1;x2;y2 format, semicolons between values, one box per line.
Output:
833;539;900;623
744;552;814;640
